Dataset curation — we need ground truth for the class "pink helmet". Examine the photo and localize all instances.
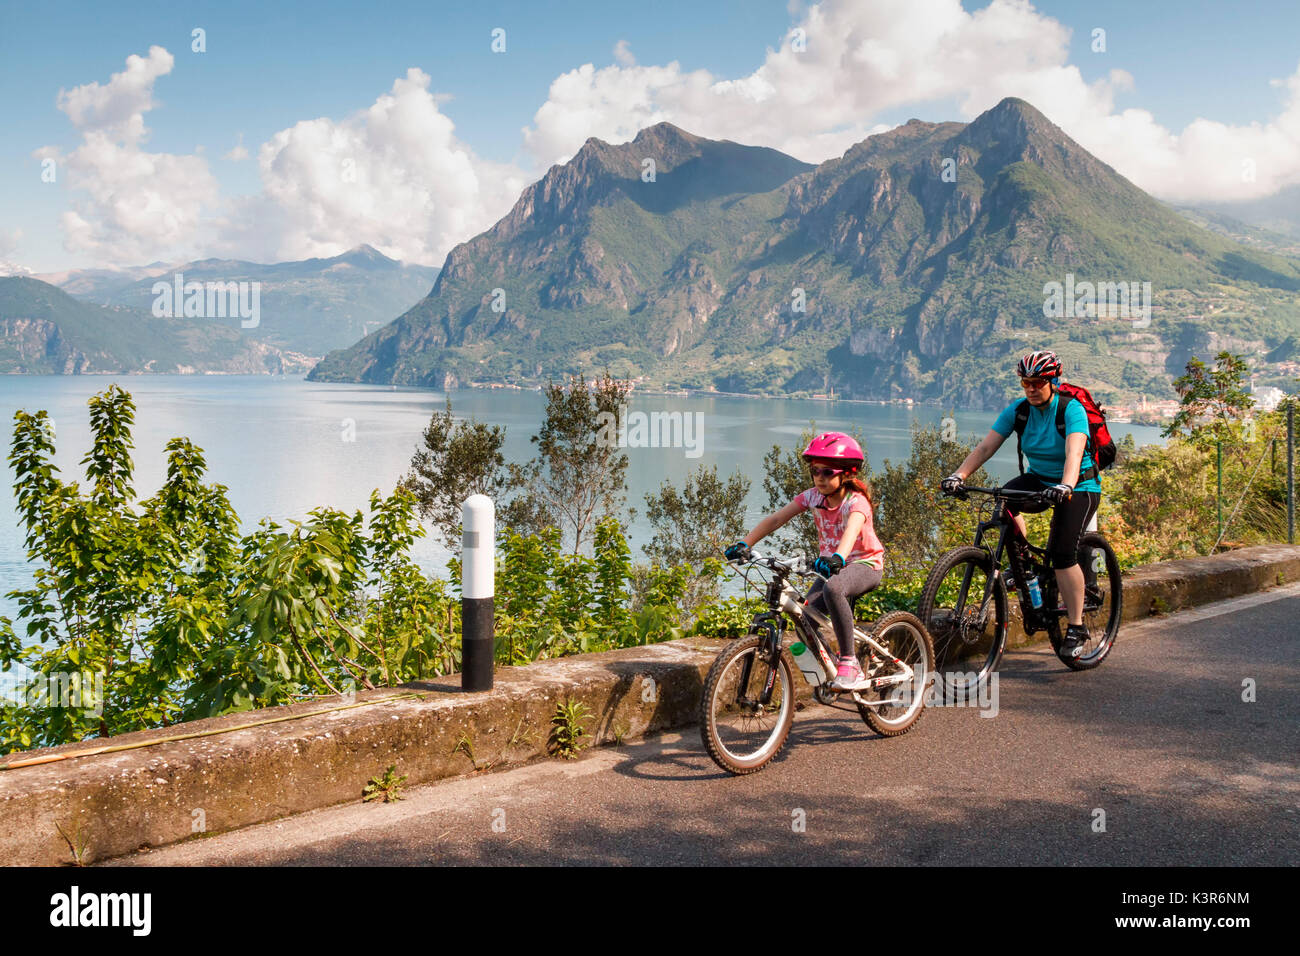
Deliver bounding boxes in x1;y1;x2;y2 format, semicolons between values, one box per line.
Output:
801;432;864;471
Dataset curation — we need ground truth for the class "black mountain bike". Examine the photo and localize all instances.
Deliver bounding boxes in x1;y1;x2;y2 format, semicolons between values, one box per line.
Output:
916;484;1122;693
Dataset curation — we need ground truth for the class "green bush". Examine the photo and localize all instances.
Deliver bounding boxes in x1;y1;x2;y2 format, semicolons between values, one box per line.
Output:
1;387;458;752
690;597;764;639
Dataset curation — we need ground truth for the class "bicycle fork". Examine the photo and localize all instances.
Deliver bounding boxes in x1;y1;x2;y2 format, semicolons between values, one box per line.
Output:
738;616;783;709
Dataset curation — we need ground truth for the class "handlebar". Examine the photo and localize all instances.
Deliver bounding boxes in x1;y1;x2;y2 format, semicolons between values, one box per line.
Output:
726;550;826;581
954;484;1050;500
943;483;1059;505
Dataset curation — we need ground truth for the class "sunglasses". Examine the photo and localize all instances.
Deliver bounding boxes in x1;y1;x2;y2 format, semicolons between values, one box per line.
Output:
1020;377;1051;389
809;466;845;479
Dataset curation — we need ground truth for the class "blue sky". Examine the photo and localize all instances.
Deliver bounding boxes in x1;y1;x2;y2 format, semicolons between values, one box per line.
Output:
3;0;1300;273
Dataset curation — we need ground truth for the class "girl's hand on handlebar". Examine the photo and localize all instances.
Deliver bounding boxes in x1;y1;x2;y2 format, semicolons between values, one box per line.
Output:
724;540;752;562
810;552;844;578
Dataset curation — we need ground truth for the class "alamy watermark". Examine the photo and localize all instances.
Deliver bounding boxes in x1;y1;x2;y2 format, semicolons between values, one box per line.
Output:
50;886;151;936
891;671;999;718
1;670;105;717
595;403;704;459
152;272;261;328
1043;273;1150;328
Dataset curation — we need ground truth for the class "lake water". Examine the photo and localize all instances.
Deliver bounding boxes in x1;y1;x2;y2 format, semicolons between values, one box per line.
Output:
0;375;1168;622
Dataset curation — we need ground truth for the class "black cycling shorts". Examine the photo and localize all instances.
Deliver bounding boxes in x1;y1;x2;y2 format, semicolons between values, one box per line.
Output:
1003;473;1101;570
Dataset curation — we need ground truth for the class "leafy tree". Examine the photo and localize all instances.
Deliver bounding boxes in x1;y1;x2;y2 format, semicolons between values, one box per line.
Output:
643;464;750;568
2;387;243;744
593;517;632;633
872;421;992;576
1163;351;1255;452
643;464;749;608
502;371;630;552
1162;351;1257;544
401;399;506;546
1;388;460;751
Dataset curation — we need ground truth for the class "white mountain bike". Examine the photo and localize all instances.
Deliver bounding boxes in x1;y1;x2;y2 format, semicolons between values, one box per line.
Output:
700;552;934;776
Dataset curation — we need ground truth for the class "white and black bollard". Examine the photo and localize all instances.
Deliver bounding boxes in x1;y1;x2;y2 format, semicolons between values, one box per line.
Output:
461;494;494;691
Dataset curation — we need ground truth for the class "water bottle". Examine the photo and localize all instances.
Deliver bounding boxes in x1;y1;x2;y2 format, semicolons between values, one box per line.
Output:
789;642;824;685
1026;575;1043;609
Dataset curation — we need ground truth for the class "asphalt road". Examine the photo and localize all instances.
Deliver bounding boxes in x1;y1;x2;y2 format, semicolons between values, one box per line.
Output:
110;585;1300;866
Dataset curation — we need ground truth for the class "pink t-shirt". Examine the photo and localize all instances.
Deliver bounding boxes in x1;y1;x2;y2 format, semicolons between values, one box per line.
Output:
792;488;885;571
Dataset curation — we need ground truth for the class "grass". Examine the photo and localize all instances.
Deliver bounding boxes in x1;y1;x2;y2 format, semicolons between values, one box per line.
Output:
549;697;592;759
452;732;495;772
362;764;407;803
55;821;90;866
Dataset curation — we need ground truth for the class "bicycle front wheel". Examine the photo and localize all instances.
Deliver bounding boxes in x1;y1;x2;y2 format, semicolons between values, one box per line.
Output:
699;633;796;775
1050;532;1122;670
916;546;1007;695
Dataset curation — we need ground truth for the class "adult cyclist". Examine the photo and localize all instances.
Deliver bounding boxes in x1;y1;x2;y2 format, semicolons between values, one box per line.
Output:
940;350;1101;660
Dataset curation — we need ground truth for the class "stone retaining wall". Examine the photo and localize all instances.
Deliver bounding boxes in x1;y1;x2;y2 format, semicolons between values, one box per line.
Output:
3;544;1298;866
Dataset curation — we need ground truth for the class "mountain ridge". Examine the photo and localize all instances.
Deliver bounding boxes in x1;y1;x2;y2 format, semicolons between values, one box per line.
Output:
0;276;308;375
30;246;439;355
287;99;1300;403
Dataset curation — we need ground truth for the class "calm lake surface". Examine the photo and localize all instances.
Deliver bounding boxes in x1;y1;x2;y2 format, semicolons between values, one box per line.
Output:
0;375;1168;621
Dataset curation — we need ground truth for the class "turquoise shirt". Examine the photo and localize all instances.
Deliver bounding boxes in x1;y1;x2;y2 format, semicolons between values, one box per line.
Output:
992;392;1101;493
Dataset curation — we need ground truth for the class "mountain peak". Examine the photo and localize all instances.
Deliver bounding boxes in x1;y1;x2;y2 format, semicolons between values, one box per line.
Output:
964;96;1065;147
987;96;1047;120
632;121;701;145
342;243;394;262
571;122;706;169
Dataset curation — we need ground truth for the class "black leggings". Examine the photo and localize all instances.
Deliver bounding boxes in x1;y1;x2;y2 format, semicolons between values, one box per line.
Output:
1003;473;1100;570
807;561;883;656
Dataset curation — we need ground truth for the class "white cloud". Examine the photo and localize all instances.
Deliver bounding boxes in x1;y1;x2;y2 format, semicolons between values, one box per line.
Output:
55;46;173;145
521;0;1300;202
32;2;1300;275
522;0;1071;167
224;135;249;162
0;228;31;275
0;227;22;258
217;68;528;265
36;46;219;266
1076;66;1300;202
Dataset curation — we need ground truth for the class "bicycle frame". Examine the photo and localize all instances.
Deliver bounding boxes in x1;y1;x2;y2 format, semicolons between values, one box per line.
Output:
735;554;916;708
966;494;1057;635
952;483;1100;638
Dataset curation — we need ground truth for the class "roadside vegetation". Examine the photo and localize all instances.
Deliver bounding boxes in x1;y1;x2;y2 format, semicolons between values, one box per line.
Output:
2;356;1296;752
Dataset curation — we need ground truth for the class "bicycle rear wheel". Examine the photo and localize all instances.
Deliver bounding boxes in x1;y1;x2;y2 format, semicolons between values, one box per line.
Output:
916;546;1007;695
1048;533;1122;670
699;633;796;775
857;611;934;736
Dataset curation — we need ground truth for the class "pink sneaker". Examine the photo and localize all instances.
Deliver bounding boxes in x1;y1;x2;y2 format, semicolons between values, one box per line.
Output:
831;659;870;692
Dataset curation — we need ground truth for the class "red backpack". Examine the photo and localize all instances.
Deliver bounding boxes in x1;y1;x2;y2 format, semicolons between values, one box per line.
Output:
1012;382;1117;483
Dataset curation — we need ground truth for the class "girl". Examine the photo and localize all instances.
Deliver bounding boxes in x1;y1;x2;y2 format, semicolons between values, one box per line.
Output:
725;432;885;691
